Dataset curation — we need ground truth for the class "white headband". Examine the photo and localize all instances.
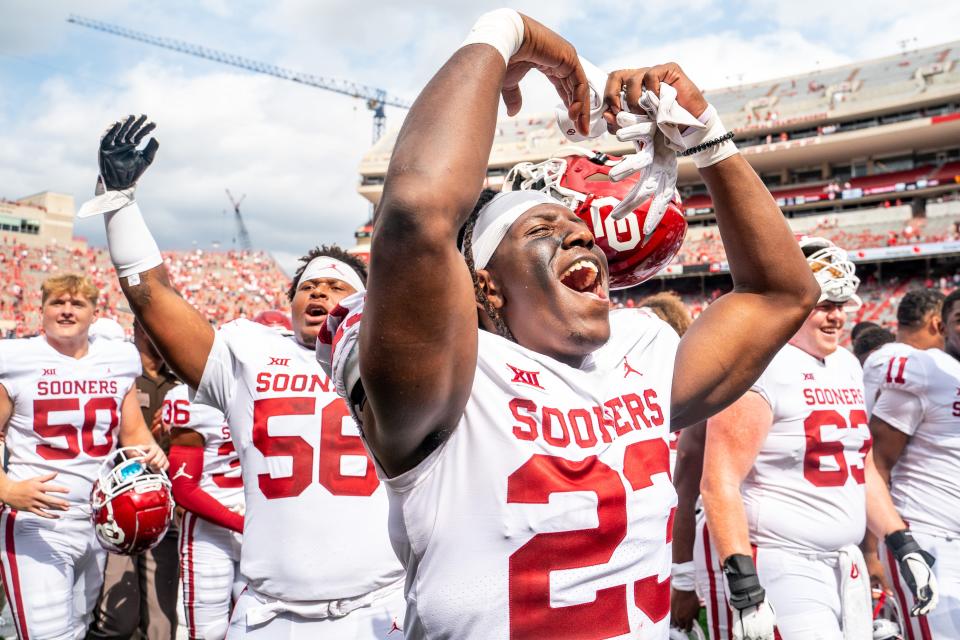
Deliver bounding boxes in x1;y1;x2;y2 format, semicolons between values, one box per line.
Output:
299;257;365;293
468;191;562;269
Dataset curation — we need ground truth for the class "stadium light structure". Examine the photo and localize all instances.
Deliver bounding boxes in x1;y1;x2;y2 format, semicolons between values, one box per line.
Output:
67;15;412;143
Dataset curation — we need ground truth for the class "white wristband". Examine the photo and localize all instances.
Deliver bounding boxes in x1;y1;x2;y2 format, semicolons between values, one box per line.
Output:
103;202;163;281
671;561;697;592
681;104;739;169
460;8;525;67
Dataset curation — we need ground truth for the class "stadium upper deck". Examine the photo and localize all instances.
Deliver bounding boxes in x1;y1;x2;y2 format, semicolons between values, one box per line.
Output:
357;40;960;205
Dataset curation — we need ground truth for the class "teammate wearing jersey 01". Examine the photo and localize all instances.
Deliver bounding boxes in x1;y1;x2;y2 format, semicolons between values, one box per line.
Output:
317;9;820;640
80;118;405;637
696;238;938;640
0;274;167;640
871;288;960;638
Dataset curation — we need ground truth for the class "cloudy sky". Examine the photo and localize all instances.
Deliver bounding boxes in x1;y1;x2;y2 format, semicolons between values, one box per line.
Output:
2;0;958;273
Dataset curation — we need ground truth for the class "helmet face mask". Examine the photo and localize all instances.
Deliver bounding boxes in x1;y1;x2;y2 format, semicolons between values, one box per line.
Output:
91;447;174;555
504;151;687;289
798;236;861;308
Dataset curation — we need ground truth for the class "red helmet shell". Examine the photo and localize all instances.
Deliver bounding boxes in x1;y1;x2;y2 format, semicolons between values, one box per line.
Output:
253;310;292;331
561;154;687;289
91;457;174;555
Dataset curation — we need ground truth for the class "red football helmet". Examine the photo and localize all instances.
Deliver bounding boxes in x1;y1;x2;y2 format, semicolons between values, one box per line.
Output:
253;310;293;332
91;447;174;555
504;151;687;289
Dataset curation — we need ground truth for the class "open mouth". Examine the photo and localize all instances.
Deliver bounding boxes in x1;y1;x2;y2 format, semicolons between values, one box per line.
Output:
304;305;329;323
559;258;607;300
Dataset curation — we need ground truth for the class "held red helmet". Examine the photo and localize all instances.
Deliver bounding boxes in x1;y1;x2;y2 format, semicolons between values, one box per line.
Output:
504;151;687;289
253;310;293;333
91;447;174;555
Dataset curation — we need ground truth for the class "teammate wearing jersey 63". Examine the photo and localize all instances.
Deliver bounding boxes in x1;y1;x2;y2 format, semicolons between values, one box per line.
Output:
696;239;937;640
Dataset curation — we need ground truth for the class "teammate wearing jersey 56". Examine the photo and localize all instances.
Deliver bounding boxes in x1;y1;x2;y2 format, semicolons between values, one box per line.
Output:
0;274;166;640
83;115;405;637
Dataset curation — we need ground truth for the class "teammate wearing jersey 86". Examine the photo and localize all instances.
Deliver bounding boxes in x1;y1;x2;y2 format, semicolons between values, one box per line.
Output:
697;238;936;640
0;274;166;640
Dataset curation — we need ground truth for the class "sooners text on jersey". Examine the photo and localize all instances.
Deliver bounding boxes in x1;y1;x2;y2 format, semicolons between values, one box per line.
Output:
0;336;140;517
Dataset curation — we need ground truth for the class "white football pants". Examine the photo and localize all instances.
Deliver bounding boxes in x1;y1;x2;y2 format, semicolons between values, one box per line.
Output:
179;511;244;640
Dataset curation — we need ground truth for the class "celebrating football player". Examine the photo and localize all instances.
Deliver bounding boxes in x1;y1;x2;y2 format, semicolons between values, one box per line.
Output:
0;274;166;640
318;8;821;639
871;288;960;638
696;238;938;639
81;116;405;637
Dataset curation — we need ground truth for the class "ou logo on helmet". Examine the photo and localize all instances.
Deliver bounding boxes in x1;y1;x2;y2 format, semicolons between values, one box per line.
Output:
585;196;642;252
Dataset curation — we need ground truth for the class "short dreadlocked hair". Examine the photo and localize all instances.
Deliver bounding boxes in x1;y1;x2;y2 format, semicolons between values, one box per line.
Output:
458;189;515;341
897;288;945;330
287;245;368;302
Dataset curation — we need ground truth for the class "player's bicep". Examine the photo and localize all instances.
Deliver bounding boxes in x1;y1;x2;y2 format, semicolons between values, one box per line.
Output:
360;219;478;476
122;265;214;388
701;391;772;491
671;292;798;428
869;412;910;484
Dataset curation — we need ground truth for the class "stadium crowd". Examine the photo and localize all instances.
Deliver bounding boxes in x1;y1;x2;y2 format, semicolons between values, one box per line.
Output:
1;8;959;640
0;239;288;338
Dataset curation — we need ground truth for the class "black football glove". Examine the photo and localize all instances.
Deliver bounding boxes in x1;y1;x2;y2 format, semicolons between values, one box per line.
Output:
98;114;159;191
886;530;938;616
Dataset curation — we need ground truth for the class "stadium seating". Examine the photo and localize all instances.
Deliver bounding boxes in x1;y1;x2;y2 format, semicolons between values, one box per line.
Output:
0;240;289;338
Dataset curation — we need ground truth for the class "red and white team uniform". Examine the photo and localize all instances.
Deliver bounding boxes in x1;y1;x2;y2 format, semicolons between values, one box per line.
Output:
164;384;245;640
862;341;916;416
377;309;679;640
874;348;960;638
0;335;140;640
695;344;874;639
193;319;405;639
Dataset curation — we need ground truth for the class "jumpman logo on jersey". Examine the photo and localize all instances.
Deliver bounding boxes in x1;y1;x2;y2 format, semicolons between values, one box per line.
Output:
388;619;402;635
172;463;193;481
623;357;643;378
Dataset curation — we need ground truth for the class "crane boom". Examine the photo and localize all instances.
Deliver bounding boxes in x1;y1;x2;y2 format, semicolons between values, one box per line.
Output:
67;14;411;141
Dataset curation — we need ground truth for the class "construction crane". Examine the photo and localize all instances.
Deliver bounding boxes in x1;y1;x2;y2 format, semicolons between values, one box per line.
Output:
225;189;252;251
67;15;412;142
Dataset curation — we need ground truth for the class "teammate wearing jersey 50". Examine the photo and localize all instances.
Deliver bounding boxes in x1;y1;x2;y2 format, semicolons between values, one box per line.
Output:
81;115;405;638
0;274;166;640
696;238;938;640
321;9;821;640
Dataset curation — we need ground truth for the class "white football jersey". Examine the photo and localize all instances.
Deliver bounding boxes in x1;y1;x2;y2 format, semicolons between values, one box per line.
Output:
194;319;403;601
386;309;679;640
873;348;960;535
163;384;242;508
862;341;916;416
0;336;141;518
744;344;871;553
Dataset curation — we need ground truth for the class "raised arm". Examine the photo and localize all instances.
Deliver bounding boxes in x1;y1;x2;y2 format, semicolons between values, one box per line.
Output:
604;66;818;427
360;11;588;476
87;115;214;387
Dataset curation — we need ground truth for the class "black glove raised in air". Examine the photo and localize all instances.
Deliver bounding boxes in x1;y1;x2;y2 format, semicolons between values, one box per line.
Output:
98;114;159;191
